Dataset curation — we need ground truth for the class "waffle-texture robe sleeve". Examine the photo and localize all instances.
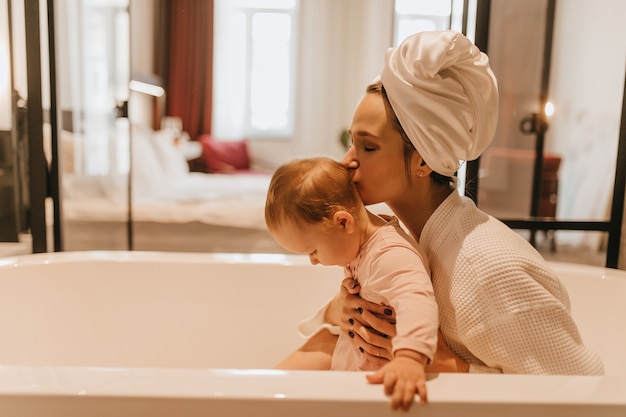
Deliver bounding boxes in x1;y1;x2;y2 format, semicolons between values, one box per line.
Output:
421;192;604;375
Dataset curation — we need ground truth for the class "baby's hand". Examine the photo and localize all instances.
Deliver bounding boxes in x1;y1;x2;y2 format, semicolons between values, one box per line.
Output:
365;350;427;412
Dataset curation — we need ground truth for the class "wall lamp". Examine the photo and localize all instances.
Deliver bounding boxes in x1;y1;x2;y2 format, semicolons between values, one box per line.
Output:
129;73;164;97
129;79;164;97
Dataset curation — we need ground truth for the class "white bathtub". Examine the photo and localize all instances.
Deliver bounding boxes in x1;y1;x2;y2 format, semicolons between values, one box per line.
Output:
0;251;624;416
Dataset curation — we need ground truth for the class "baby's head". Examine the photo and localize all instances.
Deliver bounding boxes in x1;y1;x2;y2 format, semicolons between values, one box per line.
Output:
265;157;364;265
265;156;362;231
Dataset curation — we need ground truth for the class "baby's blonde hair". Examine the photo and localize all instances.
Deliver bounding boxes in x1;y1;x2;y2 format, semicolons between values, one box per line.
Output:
265;157;361;232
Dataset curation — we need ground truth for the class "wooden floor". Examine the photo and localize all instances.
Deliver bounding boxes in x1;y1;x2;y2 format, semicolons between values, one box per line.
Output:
520;231;608;268
1;228;612;269
0;240;31;258
540;244;607;267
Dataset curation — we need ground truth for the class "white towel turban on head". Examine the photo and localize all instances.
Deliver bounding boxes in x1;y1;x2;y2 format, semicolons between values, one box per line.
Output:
380;30;499;177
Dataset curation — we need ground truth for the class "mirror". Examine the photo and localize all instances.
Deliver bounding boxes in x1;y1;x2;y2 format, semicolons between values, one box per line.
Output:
478;0;626;266
2;0;625;268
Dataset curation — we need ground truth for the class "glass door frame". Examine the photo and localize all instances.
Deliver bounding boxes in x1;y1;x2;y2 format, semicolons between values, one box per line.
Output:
467;0;626;268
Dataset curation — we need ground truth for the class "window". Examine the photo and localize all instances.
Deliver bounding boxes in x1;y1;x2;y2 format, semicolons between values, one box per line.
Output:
212;0;299;140
393;0;469;45
60;0;130;176
82;3;129;176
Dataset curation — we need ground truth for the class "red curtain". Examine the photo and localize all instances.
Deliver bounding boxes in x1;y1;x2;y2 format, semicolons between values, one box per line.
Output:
165;0;214;139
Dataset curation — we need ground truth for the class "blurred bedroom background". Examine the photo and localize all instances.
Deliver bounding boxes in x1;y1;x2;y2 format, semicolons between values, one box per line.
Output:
1;0;625;268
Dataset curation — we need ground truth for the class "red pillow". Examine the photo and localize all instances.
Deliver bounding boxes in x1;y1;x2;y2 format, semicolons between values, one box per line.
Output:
198;135;251;173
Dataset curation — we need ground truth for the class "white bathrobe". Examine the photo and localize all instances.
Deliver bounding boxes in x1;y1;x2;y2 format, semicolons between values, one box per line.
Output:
421;191;604;374
300;192;604;375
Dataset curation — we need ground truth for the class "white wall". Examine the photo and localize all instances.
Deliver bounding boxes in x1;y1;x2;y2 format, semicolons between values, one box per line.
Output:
248;0;394;168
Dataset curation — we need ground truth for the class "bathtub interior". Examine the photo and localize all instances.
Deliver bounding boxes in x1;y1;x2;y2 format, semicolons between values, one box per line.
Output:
0;252;343;370
550;261;626;376
0;252;624;377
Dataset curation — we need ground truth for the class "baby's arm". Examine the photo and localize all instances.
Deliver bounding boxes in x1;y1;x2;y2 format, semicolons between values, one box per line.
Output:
365;349;428;411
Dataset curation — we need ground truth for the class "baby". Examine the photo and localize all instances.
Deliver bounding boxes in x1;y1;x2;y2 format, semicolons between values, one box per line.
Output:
265;156;438;411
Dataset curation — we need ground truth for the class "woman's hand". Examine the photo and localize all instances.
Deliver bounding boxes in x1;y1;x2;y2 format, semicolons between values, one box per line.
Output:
326;278;469;373
325;277;397;367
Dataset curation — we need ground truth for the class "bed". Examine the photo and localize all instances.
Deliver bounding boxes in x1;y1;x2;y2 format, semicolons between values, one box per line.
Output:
51;124;287;254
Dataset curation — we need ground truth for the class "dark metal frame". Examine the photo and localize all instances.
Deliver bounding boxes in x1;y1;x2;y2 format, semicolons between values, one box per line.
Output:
46;0;63;251
0;0;19;242
24;0;48;253
23;0;135;253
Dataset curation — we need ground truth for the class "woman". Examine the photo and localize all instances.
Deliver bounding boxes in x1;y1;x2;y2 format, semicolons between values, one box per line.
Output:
279;30;604;376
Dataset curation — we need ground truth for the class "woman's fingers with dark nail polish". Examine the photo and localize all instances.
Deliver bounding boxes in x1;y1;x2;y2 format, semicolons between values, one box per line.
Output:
348;331;355;339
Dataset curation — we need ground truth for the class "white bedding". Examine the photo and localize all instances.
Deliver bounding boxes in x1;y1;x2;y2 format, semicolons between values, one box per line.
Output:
62;172;271;230
57;124;272;231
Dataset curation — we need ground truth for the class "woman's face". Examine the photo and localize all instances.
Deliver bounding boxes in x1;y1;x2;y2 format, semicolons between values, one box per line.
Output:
342;92;412;206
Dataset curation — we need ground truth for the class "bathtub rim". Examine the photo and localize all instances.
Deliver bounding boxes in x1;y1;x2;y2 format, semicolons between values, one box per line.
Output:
0;366;624;407
0;250;312;269
2;251;625;282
